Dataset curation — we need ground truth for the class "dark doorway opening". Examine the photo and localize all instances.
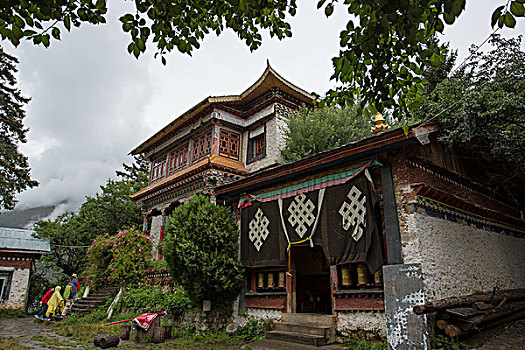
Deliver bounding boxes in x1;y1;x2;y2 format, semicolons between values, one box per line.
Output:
294;246;331;314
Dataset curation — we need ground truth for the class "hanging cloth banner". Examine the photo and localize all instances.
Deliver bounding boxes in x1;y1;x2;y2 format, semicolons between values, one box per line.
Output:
321;173;383;273
240;200;286;267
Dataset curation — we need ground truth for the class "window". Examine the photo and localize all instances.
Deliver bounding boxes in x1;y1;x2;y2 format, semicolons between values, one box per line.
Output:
247;128;266;164
0;271;12;303
168;145;188;174
255;134;265;157
150;157;166;183
219;129;240;160
192;131;212;162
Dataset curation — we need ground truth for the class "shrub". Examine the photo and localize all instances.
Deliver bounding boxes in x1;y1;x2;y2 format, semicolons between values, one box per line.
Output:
120;284;190;316
162;194;243;310
86;227;154;286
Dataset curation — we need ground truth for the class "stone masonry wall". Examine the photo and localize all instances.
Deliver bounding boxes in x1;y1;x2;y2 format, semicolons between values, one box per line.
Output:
150;215;162;255
402;213;525;301
336;311;386;337
245;115;283;173
0;267;30;311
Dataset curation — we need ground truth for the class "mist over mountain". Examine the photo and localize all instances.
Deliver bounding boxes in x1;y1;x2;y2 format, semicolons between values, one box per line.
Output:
0;202;69;229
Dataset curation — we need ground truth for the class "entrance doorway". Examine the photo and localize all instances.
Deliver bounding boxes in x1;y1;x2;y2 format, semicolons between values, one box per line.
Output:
293;246;331;314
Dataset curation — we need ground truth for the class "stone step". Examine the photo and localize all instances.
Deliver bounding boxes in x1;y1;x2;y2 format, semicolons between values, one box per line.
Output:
280;314;336;328
274;323;330;337
248;339;344;350
75;298;107;304
266;331;327;347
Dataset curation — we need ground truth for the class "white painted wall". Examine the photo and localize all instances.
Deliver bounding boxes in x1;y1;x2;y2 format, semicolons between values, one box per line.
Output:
402;213;525;301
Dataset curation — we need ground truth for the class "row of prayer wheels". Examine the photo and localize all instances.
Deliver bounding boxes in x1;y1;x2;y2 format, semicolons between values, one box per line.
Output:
257;271;286;289
341;264;383;288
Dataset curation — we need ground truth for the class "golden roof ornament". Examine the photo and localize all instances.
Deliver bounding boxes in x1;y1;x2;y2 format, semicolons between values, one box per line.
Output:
371;112;390;134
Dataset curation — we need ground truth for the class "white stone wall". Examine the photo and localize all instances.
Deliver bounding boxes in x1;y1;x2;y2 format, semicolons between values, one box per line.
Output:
0;268;30;311
245;115;284;173
150;215;163;255
402;213;525;301
336;311;386;337
244;307;283;321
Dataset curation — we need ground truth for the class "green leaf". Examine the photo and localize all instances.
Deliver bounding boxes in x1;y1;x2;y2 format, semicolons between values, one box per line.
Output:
402;123;409;135
510;1;525;16
325;4;334;17
64;15;71;31
52;27;60;40
491;6;504;27
505;12;517;27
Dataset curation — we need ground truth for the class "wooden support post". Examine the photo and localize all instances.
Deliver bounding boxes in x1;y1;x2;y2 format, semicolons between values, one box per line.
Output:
380;164;403;265
329;265;338;315
286;251;296;313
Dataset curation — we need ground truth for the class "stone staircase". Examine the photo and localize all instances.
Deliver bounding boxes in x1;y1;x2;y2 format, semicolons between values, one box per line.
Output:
70;284;120;316
266;313;337;347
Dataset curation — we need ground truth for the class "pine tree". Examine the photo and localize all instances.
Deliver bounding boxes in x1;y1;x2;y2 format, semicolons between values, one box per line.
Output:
0;46;38;210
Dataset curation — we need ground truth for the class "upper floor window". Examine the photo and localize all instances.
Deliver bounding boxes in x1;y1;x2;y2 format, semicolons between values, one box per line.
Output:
255;134;265;157
193;131;212;162
168;144;188;174
150;157;166;183
247;125;266;164
219;129;240;160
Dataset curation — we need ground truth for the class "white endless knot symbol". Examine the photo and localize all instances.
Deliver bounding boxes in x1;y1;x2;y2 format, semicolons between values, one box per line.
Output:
339;185;367;241
248;208;270;251
287;194;316;238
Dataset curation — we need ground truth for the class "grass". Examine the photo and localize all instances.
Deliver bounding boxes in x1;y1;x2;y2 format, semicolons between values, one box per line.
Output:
0;310;26;318
0;337;29;350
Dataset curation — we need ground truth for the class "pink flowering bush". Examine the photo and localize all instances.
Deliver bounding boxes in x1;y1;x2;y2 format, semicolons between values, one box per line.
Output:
86;227;154;286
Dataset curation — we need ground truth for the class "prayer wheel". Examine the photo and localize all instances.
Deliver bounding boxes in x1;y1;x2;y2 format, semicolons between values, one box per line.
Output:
267;273;275;289
341;266;352;286
357;265;368;286
374;269;383;285
257;273;265;289
278;272;285;288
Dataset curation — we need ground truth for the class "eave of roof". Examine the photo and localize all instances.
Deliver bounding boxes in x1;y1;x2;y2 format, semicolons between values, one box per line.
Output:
130;155;248;201
215;124;439;199
0;227;51;253
130;62;315;155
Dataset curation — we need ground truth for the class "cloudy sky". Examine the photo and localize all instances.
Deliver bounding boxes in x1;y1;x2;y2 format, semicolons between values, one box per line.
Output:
6;1;524;215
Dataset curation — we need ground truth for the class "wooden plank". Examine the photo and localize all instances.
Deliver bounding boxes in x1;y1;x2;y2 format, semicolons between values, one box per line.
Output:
380;164;403;265
383;264;429;350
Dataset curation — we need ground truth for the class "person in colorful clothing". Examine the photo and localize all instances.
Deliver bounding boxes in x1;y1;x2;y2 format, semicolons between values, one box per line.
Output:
62;273;80;315
35;288;54;319
45;286;64;319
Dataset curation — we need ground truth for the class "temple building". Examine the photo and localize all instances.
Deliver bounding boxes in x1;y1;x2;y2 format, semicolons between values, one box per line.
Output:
0;227;50;311
130;62;314;252
215;120;525;349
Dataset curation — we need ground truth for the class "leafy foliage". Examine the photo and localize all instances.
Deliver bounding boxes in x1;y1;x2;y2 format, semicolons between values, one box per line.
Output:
281;104;399;163
0;46;38;210
411;35;525;204
33;156;148;276
119;284;190;316
162;194;243;310
86;228;154;286
1;1;523;119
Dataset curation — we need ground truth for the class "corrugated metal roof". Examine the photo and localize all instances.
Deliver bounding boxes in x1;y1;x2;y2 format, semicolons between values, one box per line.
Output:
0;227;51;253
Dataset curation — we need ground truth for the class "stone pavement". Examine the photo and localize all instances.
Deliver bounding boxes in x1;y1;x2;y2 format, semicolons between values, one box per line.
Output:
0;316;81;349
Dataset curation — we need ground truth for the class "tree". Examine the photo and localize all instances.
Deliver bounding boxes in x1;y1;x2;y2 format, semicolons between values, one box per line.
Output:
1;1;523;119
162;194;243;311
281;105;372;163
411;35;525;206
0;45;38;210
33;156;148;275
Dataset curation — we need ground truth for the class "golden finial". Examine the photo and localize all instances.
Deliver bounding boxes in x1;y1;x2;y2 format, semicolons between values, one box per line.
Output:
371;112;390;134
